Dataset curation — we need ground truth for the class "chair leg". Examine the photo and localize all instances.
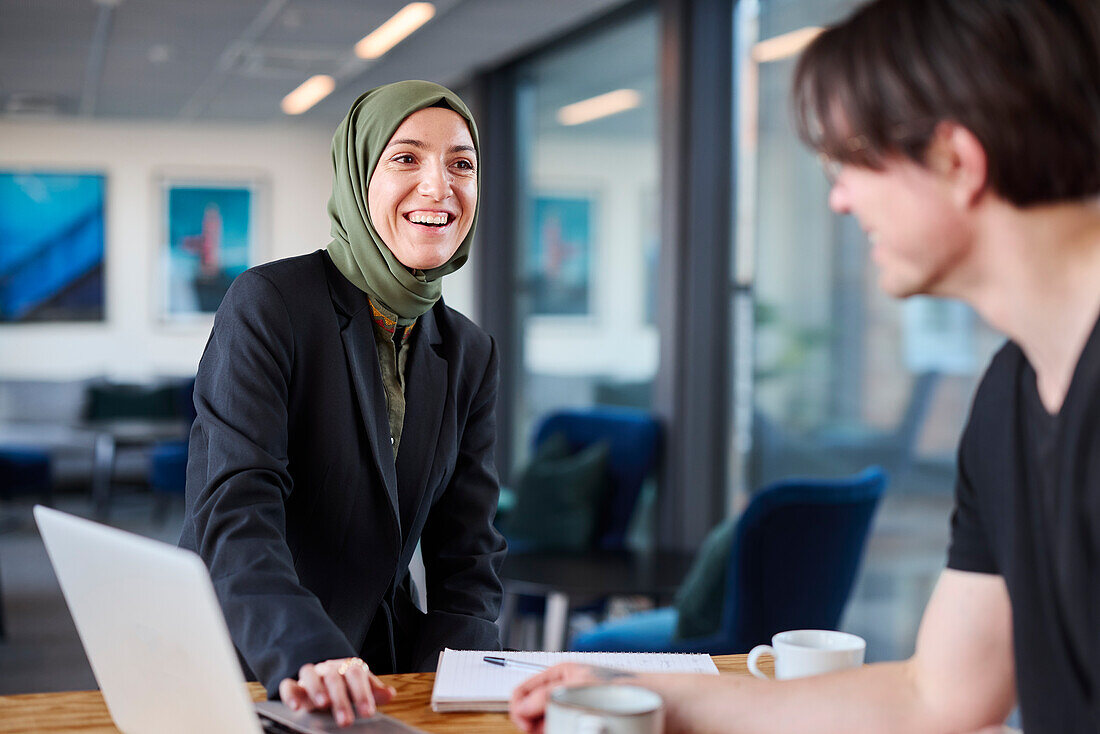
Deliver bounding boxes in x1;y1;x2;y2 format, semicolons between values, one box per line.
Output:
521;617;539;652
498;591;518;647
152;493;171;526
542;592;570;652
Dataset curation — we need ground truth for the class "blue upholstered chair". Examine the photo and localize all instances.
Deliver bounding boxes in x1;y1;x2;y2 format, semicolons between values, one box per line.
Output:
147;378;196;524
0;446;53;507
529;406;661;550
571;466;887;654
149;439;188;523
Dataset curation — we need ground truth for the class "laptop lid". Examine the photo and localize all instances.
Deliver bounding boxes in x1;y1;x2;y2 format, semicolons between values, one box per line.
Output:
34;505;263;734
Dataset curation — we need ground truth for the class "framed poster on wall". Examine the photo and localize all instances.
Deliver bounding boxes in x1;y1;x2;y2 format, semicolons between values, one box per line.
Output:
0;170;106;323
160;178;259;320
527;194;594;316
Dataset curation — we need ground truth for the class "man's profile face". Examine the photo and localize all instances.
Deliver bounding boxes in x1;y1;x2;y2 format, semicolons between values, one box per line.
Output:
826;155;974;299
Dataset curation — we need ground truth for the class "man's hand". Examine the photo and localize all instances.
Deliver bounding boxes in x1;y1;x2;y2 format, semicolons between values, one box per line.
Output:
510;663;639;733
278;657;396;728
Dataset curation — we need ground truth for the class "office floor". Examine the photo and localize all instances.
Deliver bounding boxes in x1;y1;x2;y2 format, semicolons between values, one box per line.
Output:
0;488;953;695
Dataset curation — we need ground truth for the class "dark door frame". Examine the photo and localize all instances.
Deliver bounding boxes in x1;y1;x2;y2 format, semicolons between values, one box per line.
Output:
472;0;737;551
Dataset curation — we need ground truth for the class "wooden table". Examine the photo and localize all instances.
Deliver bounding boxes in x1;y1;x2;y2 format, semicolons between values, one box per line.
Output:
0;654;765;733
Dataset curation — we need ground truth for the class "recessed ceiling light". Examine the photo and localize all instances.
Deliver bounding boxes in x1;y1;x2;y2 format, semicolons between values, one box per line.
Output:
147;44;171;64
355;3;435;60
281;75;335;115
557;89;642;126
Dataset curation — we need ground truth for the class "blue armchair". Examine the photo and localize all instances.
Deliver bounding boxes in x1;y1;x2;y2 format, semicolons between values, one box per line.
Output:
571;466;886;653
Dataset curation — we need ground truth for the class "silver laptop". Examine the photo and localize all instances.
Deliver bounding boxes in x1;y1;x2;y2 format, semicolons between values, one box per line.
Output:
34;505;423;734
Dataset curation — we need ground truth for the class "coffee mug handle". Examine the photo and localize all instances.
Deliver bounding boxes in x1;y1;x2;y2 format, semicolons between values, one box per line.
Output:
747;644;775;679
576;713;609;734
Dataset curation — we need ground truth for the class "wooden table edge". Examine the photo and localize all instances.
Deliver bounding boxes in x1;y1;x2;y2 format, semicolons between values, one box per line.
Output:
0;654;768;733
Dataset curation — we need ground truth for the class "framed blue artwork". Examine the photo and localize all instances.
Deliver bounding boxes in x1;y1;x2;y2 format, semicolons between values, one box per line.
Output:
0;171;106;323
527;195;593;316
161;180;256;319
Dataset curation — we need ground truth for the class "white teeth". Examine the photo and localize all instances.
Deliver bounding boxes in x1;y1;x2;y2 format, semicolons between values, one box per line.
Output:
408;212;449;225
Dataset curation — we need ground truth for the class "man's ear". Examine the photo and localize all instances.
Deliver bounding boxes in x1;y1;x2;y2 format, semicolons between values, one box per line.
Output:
926;122;988;209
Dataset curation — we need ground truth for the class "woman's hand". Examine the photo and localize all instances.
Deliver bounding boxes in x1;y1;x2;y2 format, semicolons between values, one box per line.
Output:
278;657;396;727
509;662;638;733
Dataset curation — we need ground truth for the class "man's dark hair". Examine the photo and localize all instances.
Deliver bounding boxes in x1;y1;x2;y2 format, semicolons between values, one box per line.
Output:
793;0;1100;206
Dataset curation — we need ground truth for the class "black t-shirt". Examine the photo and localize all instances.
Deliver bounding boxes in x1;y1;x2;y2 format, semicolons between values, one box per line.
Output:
947;315;1100;732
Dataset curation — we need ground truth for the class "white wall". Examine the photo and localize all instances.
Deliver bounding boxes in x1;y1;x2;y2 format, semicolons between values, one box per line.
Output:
0;118;478;380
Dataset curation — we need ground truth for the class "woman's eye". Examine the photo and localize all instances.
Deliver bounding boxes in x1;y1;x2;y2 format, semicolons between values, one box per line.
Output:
393;154;416;164
454;159;475;171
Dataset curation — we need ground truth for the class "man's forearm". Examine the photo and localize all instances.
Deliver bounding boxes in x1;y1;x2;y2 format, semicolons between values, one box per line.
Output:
634;661;982;734
510;554;1014;734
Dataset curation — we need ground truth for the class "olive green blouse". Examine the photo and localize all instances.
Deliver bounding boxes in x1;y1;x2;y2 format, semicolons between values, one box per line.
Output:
367;297;414;456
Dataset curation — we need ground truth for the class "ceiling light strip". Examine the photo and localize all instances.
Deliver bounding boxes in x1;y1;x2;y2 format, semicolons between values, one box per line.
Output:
355;3;436;60
557;89;643;126
281;75;336;115
751;26;824;63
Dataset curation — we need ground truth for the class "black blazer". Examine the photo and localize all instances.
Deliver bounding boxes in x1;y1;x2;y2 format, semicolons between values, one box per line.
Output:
179;251;506;697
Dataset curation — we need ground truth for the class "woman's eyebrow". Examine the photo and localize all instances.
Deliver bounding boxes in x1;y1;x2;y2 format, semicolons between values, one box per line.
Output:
384;139;475;155
386;138;425;150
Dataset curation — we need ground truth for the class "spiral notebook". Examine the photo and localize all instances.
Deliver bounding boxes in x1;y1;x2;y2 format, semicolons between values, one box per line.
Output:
430;648;720;712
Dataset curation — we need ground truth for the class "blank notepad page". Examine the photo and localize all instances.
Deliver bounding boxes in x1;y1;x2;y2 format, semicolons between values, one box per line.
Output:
430;649;719;712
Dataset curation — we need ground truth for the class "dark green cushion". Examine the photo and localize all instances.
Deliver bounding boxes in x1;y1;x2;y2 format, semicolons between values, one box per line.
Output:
504;433;609;552
532;431;573;462
84;383;180;420
673;518;737;639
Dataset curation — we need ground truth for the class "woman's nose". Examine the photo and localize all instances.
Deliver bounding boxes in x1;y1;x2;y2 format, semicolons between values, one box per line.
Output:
417;162;452;200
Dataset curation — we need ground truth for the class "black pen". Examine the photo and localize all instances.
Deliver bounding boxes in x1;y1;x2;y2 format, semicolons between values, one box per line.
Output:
483;655;549;673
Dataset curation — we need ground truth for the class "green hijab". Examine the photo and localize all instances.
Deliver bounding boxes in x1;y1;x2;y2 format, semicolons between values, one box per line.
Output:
326;80;480;321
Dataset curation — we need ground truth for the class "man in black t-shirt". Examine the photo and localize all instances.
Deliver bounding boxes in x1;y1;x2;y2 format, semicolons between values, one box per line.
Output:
510;1;1100;732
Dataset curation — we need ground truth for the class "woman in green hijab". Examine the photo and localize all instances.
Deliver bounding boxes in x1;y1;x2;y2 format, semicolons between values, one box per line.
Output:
181;81;507;727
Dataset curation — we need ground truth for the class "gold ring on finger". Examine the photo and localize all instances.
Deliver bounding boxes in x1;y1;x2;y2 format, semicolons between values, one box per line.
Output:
337;657;369;676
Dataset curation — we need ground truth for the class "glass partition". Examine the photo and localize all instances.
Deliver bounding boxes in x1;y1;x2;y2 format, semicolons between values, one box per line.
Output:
511;8;660;467
733;0;1003;498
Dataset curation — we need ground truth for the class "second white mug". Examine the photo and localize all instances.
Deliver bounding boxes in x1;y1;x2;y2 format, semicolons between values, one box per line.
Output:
747;629;866;680
545;684;664;734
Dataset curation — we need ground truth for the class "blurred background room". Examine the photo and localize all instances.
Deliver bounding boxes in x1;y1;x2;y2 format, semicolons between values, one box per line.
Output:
0;0;1001;694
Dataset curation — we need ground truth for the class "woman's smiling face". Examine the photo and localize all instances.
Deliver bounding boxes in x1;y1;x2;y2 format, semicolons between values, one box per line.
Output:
367;106;477;271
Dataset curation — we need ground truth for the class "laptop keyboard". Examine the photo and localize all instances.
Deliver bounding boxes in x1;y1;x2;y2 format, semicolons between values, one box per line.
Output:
260;715;302;734
258;712;427;733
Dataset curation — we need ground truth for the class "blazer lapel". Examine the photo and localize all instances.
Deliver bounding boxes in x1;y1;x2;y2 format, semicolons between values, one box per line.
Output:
342;315;401;521
324;254;401;538
396;306;446;555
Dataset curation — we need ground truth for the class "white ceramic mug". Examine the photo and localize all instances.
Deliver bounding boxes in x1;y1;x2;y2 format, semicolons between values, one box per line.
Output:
747;629;866;680
545;684;664;734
